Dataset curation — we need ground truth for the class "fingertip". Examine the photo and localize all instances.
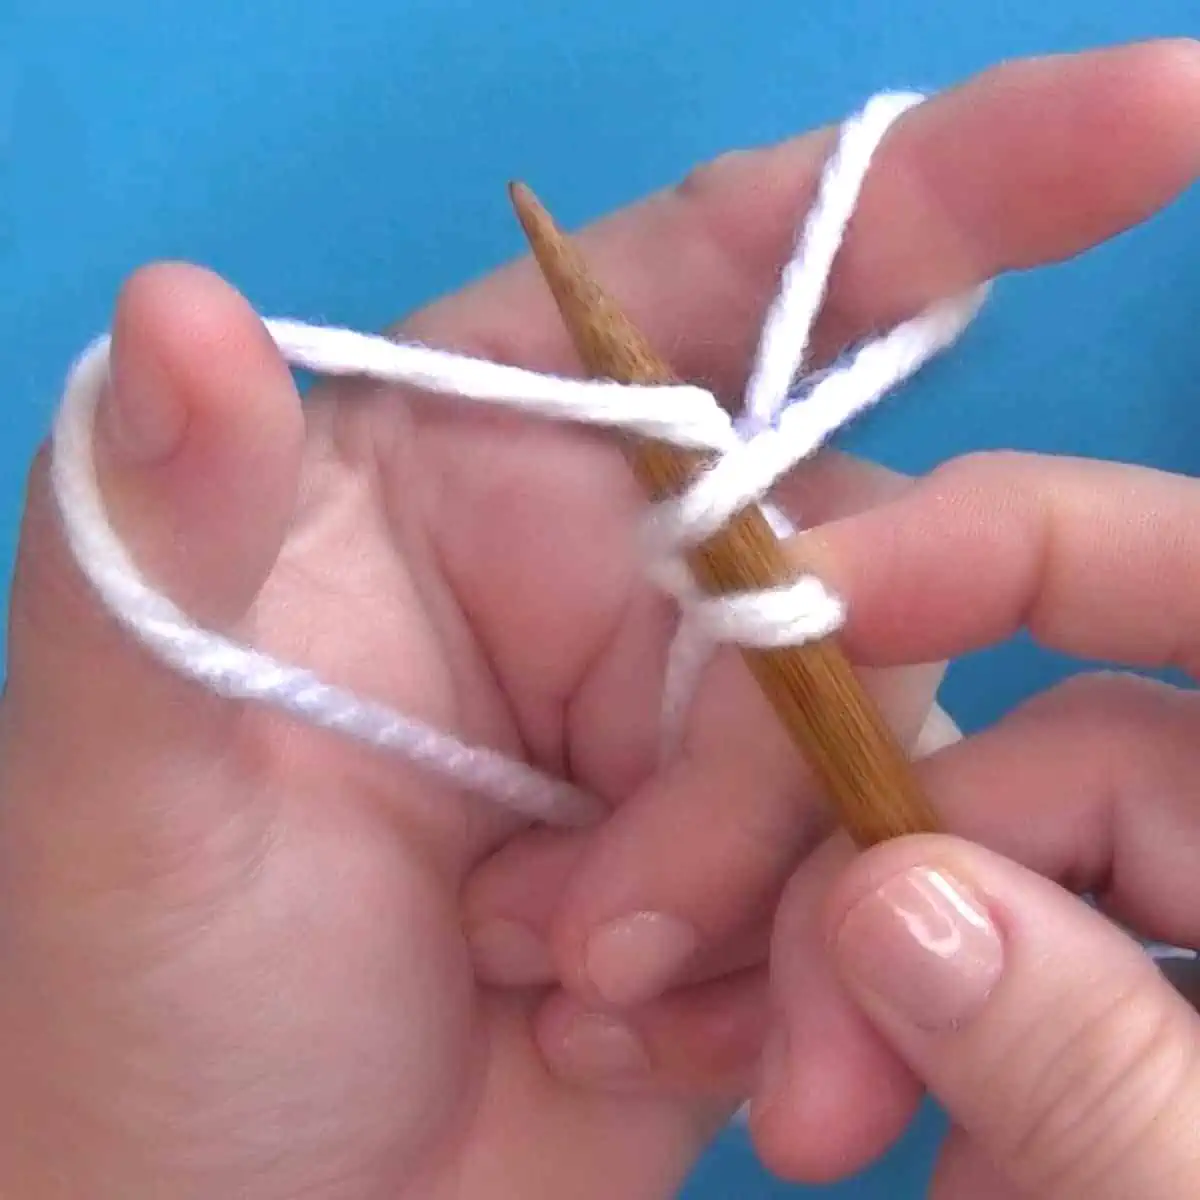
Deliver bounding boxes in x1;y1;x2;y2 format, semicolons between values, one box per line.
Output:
535;991;656;1091
467;918;557;988
990;38;1200;249
461;828;588;987
535;970;768;1105
1056;37;1200;217
1114;36;1200;141
1124;37;1200;204
748;1015;923;1184
102;261;304;625
816;834;1200;1197
111;261;305;474
748;836;926;1182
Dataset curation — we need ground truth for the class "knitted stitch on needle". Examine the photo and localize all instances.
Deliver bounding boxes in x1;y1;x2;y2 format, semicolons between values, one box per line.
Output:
48;91;986;830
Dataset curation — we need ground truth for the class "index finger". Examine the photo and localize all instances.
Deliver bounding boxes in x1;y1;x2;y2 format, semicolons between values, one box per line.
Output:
806;450;1200;674
401;40;1200;399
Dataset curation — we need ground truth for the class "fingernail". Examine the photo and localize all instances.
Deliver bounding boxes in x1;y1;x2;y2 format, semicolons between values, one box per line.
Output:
585;912;698;1006
552;1012;650;1082
468;920;553;987
100;357;187;464
835;866;1003;1033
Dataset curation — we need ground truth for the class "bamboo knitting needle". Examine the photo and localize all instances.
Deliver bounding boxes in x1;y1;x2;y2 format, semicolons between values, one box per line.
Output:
509;182;938;847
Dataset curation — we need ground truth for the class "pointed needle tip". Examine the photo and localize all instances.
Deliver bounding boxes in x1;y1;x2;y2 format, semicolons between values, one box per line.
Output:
508;180;552;240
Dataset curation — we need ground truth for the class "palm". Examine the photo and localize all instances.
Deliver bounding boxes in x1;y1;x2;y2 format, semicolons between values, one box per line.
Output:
2;41;1198;1200
1;378;716;1197
205;383;744;1195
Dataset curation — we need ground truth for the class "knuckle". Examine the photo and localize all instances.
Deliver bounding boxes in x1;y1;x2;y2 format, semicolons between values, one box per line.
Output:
924;448;1027;499
674;149;752;206
670;150;771;310
998;977;1194;1196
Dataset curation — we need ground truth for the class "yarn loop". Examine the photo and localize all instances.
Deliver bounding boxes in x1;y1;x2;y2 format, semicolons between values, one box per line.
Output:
48;90;985;829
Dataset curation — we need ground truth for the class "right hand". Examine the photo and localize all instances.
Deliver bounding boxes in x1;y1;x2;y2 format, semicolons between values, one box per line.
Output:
746;446;1200;1197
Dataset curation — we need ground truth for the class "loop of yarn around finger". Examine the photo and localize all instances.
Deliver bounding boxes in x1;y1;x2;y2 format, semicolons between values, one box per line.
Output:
47;90;986;829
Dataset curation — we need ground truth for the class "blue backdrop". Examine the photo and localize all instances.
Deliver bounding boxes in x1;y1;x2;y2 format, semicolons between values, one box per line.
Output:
3;1;1199;1195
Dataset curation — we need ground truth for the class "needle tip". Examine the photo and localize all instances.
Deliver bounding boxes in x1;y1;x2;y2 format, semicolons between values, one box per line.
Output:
508;180;550;239
505;178;671;385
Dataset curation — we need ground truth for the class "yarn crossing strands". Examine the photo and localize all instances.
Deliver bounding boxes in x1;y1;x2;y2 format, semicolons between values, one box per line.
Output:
48;91;985;831
508;176;965;846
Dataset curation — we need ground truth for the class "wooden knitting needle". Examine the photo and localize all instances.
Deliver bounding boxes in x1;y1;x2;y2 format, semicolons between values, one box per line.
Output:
509;182;938;847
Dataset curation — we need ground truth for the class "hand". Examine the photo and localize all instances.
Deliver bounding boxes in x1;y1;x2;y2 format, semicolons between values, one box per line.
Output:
749;444;1200;1197
462;30;1200;1084
2;39;1198;1200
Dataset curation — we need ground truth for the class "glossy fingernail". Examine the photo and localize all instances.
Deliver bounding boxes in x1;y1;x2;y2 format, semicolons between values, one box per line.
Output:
101;355;187;465
585;912;698;1006
468;919;554;986
552;1012;650;1082
835;866;1003;1033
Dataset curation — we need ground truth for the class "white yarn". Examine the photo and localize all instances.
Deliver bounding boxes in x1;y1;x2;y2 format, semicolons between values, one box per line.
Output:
743;90;927;428
48;91;985;829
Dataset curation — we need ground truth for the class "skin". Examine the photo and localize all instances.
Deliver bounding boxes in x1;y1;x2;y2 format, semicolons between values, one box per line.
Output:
2;38;1200;1200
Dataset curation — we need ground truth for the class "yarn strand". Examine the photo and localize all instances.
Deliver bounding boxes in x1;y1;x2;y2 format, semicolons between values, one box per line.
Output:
48;91;985;829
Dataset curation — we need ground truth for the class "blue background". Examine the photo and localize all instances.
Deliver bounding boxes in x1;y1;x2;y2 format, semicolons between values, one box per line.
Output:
3;1;1200;1195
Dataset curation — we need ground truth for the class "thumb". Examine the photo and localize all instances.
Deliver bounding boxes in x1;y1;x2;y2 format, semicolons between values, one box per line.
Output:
2;263;304;903
807;836;1200;1198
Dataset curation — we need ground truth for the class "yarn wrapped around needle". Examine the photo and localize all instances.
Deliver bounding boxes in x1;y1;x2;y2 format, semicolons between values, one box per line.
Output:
48;91;984;837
